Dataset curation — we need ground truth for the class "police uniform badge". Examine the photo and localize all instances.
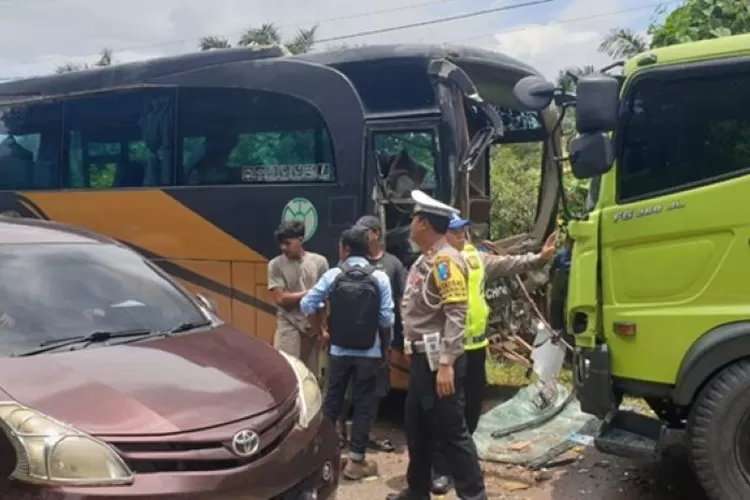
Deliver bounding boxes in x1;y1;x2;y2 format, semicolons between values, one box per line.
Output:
437;260;450;281
466;255;480;270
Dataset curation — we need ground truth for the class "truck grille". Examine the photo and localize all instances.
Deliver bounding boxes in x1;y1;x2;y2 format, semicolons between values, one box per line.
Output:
108;394;299;473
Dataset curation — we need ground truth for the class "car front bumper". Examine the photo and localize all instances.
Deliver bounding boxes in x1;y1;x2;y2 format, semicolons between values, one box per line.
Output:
3;416;340;500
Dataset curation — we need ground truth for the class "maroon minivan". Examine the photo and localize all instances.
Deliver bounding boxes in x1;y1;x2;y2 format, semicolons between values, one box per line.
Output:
0;217;338;499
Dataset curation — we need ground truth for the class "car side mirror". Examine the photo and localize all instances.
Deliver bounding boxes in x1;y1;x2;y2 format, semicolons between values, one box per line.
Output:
513;75;556;110
569;133;614;179
196;293;217;313
576;75;620;133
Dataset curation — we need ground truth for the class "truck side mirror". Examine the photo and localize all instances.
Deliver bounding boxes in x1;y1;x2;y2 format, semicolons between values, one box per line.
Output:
576;75;620;133
569;133;614;179
513;76;555;110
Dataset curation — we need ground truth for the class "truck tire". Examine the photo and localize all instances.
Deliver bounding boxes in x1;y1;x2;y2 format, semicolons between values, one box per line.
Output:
689;360;750;499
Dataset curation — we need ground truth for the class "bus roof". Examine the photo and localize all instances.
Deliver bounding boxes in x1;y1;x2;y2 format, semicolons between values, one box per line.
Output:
624;33;750;76
0;43;539;108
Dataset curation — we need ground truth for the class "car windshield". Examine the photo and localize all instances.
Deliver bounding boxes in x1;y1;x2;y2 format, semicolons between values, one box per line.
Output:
0;243;207;356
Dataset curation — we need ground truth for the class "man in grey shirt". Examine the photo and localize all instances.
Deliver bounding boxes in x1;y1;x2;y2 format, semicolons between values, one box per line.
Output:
268;220;329;376
338;215;406;452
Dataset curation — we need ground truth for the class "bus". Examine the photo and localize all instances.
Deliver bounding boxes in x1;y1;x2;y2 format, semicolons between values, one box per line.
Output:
0;44;561;390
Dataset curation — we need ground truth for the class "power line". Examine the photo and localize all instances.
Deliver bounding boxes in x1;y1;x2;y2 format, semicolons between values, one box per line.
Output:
314;0;553;44
445;1;675;44
0;0;490;68
0;0;672;80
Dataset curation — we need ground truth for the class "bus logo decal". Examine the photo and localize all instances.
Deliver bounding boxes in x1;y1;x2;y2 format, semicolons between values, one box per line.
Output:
282;197;318;242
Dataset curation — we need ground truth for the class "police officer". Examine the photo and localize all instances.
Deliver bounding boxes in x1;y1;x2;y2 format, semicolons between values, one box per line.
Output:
431;213;557;494
387;190;486;500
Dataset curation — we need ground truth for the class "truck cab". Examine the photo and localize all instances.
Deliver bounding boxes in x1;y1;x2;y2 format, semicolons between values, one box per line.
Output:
515;33;750;499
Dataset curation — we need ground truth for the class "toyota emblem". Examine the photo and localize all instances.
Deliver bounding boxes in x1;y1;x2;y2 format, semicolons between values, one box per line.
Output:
231;429;260;457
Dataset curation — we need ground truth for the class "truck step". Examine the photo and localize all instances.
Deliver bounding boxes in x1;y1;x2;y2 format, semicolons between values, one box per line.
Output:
594;410;665;461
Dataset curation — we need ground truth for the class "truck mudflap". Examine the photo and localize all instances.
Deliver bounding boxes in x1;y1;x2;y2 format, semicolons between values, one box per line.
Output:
574;344;617;419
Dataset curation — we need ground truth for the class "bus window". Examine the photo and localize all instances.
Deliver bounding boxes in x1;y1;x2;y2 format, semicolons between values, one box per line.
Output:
64;89;175;190
372;130;437;191
0;101;62;191
178;88;336;186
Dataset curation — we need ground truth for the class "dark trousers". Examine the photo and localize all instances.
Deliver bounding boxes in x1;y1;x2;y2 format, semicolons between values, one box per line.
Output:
433;347;486;477
405;353;486;500
323;355;379;460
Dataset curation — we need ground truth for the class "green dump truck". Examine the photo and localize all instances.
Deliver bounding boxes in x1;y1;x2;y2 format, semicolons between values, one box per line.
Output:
514;33;750;499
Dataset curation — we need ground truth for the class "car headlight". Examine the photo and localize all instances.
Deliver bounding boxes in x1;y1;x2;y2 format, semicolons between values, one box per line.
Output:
279;352;322;428
0;402;133;486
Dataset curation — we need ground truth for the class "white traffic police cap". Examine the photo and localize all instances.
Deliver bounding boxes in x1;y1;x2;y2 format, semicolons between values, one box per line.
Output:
411;190;460;218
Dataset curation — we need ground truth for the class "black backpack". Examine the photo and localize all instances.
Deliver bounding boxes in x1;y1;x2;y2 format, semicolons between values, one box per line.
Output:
328;263;381;350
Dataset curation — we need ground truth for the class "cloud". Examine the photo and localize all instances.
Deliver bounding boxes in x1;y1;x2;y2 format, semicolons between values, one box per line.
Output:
0;0;655;82
490;0;653;79
0;0;545;79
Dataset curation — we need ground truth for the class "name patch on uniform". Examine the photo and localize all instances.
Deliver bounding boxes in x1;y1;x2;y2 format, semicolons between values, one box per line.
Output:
466;255;480;270
433;256;468;304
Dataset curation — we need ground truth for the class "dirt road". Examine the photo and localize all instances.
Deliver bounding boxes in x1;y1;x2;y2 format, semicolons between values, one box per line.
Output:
337;393;707;500
338;425;706;500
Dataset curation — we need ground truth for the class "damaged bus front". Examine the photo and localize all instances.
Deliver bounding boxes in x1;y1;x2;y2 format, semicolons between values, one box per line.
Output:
303;45;563;387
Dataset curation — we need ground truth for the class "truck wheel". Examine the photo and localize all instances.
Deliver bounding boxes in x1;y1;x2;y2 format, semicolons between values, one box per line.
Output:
689;360;750;499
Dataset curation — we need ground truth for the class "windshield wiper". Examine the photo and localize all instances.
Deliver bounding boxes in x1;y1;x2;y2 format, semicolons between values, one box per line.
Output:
168;320;212;334
12;329;154;357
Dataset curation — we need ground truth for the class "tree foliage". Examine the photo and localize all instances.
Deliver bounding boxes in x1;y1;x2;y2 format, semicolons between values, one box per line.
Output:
599;0;750;61
199;22;318;55
649;0;750;47
489;143;542;239
56;48;115;74
598;28;649;59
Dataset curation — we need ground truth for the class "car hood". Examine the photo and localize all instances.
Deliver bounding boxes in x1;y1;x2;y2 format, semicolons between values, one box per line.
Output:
0;326;297;436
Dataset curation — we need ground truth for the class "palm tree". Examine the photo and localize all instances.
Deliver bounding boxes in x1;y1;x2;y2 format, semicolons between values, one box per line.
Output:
200;22;318;54
199;36;232;51
285;26;318;55
238;23;282;47
56;48;114;74
94;48;113;67
598;28;649;59
555;65;596;92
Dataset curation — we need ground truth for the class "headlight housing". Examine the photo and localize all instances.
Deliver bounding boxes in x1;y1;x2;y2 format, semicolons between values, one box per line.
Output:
279;352;322;428
0;402;133;486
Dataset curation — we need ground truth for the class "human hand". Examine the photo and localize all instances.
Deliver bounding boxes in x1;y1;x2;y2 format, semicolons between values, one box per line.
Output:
319;329;330;350
436;364;455;398
540;232;558;261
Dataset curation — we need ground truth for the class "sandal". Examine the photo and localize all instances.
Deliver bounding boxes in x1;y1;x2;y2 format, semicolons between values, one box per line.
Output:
367;437;395;452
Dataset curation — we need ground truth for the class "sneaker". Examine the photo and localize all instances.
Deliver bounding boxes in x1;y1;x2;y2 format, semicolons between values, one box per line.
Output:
342;458;378;480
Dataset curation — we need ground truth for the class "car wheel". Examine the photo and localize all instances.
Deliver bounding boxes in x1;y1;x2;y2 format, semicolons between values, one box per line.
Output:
689;360;750;500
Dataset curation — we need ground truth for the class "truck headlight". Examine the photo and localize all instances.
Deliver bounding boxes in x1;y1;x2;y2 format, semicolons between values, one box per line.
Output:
279;352;322;428
0;402;133;486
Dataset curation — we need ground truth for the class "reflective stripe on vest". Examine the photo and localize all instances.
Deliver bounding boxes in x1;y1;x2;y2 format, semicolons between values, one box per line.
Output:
463;244;489;350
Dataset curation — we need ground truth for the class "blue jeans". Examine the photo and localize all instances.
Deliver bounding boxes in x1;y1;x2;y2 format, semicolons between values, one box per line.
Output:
323;355;379;461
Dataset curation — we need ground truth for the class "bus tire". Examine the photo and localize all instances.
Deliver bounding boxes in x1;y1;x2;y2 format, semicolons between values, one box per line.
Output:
689;359;750;500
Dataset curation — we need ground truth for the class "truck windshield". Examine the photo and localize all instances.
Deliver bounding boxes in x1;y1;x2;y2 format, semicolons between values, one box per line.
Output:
0;243;206;355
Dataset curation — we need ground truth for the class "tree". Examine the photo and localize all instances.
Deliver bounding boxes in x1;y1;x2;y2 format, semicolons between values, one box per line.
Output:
199;36;231;51
555;65;596;92
238;23;282;47
56;48;115;74
599;0;750;61
199;22;319;55
648;0;750;48
598;28;649;59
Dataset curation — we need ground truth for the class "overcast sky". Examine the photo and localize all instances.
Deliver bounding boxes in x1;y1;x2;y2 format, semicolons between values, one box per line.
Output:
0;0;664;82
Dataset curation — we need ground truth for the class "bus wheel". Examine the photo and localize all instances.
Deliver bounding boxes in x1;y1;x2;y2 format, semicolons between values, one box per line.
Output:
689;360;750;500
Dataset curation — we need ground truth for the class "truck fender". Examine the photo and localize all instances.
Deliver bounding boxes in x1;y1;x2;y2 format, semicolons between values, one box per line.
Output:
673;321;750;407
